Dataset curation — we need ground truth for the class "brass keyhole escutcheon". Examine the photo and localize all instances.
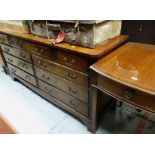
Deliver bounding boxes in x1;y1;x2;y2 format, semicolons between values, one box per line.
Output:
124;90;133;99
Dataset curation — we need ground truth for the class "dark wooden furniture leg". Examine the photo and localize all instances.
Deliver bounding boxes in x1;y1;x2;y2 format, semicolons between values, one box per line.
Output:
89;86;98;133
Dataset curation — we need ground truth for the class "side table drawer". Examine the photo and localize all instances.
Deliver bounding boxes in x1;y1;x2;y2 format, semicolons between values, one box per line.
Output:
98;75;155;113
38;79;88;116
32;54;88;86
55;49;88;73
10;36;53;59
4;52;34;75
1;44;31;63
8;64;37;86
34;66;88;102
0;34;10;45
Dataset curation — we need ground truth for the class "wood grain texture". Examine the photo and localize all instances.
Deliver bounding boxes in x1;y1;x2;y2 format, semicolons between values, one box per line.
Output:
32;54;88;86
1;44;31;63
91;42;155;95
0;29;128;58
34;66;88;102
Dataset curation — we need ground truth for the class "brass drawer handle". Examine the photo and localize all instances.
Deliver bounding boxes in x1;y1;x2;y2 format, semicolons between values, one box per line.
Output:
4;47;10;52
70;100;79;108
38;60;47;67
67;72;77;79
69;87;78;94
20;53;25;58
7;58;13;63
16;41;22;47
22;63;29;70
35;48;44;54
124;90;133;99
44;87;52;93
64;57;75;67
11;68;16;73
25;75;31;81
42;74;50;80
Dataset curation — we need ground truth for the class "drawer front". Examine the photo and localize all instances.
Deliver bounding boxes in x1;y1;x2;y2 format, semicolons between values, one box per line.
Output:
98;75;155;112
55;50;88;73
34;66;88;102
38;79;88;116
8;64;37;86
4;53;34;75
32;54;88;86
0;34;10;45
1;44;31;63
10;37;52;59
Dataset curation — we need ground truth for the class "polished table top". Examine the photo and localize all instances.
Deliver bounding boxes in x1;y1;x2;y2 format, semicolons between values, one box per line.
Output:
91;42;155;96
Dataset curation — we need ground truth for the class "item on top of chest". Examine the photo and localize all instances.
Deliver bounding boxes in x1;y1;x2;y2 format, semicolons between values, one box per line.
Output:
29;20;122;48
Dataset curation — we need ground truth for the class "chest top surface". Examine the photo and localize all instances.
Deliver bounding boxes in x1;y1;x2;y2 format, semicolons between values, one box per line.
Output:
91;42;155;95
0;29;128;58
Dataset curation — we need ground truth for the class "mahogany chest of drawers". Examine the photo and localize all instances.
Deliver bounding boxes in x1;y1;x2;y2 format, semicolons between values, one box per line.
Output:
0;30;128;132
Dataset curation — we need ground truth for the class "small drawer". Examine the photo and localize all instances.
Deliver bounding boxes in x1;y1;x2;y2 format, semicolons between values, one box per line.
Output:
1;44;31;63
55;50;88;73
4;53;34;75
98;75;155;112
0;34;10;45
34;66;88;102
38;79;88;116
32;54;88;86
8;64;37;86
10;36;52;59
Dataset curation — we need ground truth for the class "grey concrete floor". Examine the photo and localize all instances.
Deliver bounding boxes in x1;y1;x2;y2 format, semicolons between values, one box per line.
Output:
0;66;155;134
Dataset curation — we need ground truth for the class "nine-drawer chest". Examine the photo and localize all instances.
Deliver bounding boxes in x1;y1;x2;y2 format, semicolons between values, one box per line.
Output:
0;30;128;132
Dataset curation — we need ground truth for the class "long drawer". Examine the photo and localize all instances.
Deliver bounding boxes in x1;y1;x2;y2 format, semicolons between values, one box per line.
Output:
32;54;88;86
55;49;88;73
34;66;88;102
3;52;34;75
38;79;88;116
8;64;37;86
1;44;31;63
98;75;155;113
0;34;10;45
10;36;53;60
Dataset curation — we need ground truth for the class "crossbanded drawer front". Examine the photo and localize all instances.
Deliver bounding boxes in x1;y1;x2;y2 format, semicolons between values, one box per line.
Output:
0;34;10;45
38;79;88;116
8;64;37;86
98;75;155;112
32;54;88;86
55;49;88;73
10;36;52;59
3;53;34;75
1;44;31;63
34;66;88;103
